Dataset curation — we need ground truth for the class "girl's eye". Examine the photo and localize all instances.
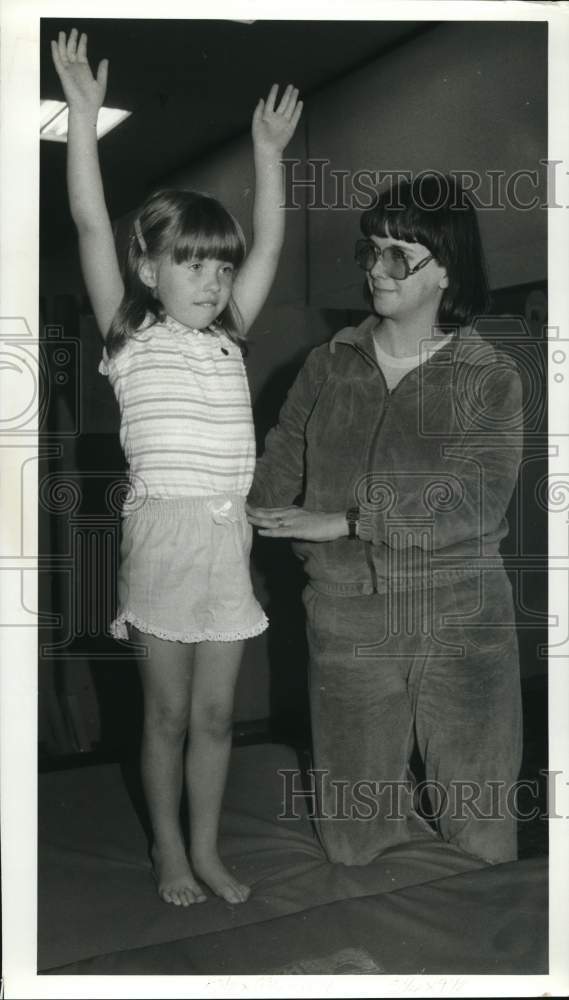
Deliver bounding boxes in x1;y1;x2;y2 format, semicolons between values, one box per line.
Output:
221;264;234;276
390;247;407;261
187;261;202;272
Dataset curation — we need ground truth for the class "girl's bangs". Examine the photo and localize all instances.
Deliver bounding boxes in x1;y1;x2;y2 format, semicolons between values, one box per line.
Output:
172;216;245;267
172;232;244;265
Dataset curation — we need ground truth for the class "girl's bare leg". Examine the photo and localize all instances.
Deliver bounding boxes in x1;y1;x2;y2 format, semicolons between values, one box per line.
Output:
134;627;206;906
187;640;250;904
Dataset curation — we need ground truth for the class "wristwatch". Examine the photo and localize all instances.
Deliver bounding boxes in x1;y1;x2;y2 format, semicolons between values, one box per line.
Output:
346;506;360;540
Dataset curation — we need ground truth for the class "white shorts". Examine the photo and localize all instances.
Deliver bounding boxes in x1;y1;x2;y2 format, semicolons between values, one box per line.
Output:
110;495;268;643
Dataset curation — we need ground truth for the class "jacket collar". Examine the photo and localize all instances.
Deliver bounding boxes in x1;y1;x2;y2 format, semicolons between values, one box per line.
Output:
329;314;502;370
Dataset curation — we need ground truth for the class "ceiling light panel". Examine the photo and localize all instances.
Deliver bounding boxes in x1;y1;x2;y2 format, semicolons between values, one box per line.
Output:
40;100;131;142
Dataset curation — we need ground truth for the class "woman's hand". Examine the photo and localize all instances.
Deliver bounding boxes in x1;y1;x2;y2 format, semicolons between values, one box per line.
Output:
246;504;347;541
51;29;108;123
252;84;303;158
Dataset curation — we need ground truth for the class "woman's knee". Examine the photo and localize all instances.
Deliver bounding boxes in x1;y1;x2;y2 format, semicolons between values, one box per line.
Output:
446;816;518;865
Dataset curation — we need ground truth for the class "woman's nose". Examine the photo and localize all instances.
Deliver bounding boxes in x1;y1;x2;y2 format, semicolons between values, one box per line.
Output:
369;251;387;278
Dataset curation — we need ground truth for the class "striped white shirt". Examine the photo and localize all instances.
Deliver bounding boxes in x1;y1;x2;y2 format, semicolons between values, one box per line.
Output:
99;316;256;506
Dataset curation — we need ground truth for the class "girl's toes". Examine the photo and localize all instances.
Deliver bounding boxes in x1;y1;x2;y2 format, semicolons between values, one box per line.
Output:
192;856;251;905
231;881;251;904
223;885;241;905
221;880;250;905
186;886;205;905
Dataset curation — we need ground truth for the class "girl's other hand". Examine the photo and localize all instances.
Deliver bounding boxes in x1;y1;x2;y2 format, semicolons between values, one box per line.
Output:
51;29;108;122
246;504;346;542
252;84;303;158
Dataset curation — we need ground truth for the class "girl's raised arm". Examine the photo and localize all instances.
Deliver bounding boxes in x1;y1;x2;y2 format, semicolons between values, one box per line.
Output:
232;84;303;334
51;29;124;340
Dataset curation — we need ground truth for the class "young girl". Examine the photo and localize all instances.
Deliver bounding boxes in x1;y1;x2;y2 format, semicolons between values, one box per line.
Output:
52;28;302;907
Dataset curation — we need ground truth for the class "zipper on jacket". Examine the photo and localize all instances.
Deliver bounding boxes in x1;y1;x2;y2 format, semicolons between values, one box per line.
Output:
363;383;390;594
347;342;391;595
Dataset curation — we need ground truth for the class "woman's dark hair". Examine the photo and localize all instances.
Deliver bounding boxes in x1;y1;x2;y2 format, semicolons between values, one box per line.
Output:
107;189;246;357
360;173;490;326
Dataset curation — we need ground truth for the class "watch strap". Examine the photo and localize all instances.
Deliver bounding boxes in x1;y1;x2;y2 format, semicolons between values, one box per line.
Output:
346;506;360;540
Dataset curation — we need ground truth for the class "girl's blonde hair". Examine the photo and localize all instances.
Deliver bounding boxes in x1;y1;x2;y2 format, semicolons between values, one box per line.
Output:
107;189;246;357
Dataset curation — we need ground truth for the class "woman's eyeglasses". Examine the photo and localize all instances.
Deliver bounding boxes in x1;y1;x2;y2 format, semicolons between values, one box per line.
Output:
354;239;433;281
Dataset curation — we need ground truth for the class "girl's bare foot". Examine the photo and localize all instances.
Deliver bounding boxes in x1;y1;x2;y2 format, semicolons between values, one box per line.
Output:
151;843;206;906
191;851;250;904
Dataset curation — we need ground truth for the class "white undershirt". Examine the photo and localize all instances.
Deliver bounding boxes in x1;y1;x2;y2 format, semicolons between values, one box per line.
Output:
373;332;454;391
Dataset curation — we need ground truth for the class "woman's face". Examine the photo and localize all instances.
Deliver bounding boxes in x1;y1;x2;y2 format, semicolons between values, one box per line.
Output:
366;234;448;323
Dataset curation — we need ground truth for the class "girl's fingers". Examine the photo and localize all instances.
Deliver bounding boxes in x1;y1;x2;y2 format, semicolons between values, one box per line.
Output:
67;27;78;61
284;89;300;121
290;100;303;130
264;82;279;113
76;32;88;63
252;98;264;127
261;84;301;123
57;30;68;64
279;85;299;118
287;87;299;121
275;83;293;114
51;39;65;76
282;86;300;119
96;58;109;94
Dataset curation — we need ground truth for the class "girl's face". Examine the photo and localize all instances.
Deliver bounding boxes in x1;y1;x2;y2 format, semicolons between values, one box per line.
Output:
366;234;448;323
141;255;235;329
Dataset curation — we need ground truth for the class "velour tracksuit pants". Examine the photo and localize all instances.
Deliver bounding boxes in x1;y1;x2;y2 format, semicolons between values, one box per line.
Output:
303;567;523;867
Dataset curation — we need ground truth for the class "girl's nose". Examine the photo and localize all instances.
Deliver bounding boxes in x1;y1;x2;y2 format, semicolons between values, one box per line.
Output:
204;269;221;290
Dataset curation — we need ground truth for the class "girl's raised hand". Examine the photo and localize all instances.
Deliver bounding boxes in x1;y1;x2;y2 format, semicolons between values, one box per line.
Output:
51;29;108;121
252;84;303;157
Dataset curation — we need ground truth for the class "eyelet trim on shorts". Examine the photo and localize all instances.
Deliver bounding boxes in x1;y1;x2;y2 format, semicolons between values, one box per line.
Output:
110;610;269;643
